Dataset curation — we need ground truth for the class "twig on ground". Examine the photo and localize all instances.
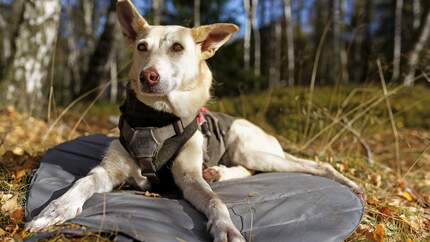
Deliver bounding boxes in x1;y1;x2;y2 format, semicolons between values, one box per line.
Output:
341;117;374;164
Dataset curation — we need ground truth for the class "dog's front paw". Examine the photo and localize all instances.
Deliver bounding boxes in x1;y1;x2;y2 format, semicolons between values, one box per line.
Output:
25;199;82;232
208;219;245;242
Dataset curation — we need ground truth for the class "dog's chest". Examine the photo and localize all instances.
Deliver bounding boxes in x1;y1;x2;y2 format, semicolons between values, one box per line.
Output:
118;89;236;188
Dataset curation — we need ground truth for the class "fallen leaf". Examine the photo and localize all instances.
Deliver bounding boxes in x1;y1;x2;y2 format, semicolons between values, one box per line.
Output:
401;191;414;202
9;208;24;222
367;197;380;206
1;195;20;214
379;207;393;217
336;163;347;172
0;193;13;203
355;224;371;234
367;224;384;242
370;174;382;187
14;169;29;179
12;147;24;156
144;191;160;198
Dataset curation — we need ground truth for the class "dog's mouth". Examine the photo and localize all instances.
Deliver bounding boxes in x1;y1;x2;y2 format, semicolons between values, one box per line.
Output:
135;81;173;97
140;85;166;96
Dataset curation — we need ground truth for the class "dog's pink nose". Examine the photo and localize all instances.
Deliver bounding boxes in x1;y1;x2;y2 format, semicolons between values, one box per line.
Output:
141;67;160;86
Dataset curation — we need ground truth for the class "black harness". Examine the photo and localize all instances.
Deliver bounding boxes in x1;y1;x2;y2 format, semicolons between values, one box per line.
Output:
119;89;235;185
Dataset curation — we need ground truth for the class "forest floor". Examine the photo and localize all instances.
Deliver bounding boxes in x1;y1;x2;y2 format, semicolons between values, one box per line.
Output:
0;85;429;241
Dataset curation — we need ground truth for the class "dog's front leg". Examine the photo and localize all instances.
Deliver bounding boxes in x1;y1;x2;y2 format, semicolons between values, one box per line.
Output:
26;140;137;232
172;131;245;242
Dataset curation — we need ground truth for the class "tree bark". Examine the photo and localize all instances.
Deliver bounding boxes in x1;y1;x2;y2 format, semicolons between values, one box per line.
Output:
0;12;10;77
413;0;421;30
81;0;117;98
404;10;430;86
194;0;200;26
392;0;403;81
153;0;164;25
1;0;61;114
252;0;261;76
65;2;81;101
283;0;295;86
243;0;252;70
332;0;348;83
269;20;282;87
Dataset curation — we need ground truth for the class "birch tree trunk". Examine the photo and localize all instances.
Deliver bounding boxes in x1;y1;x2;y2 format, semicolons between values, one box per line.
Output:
1;0;60;114
332;0;348;83
413;0;421;30
269;21;282;87
392;0;403;81
82;0;117;98
243;0;252;70
153;0;164;25
404;10;430;86
65;3;81;101
194;0;200;26
0;13;10;77
81;0;96;71
283;0;295;86
252;0;261;76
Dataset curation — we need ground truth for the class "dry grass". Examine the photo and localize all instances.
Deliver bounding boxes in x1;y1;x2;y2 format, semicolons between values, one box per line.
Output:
1;84;430;241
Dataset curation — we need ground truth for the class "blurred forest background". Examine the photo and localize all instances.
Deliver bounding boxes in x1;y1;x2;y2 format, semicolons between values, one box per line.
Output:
0;0;429;111
0;0;430;241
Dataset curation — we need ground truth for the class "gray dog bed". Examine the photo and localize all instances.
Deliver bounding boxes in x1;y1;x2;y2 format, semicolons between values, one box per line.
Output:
25;135;363;242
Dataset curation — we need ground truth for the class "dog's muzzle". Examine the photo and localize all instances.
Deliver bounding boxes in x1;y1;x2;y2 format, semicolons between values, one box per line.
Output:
138;68;169;94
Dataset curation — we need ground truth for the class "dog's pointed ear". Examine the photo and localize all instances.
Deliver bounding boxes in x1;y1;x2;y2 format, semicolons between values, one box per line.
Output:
117;0;148;42
192;23;239;60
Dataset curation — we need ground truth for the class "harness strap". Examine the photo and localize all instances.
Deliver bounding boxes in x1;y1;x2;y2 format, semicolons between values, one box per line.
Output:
119;115;197;184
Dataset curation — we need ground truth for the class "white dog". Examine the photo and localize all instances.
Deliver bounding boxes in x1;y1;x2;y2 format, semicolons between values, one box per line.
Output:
26;1;363;241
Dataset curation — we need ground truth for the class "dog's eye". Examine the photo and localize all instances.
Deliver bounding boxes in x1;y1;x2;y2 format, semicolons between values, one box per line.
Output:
137;42;148;52
171;43;184;52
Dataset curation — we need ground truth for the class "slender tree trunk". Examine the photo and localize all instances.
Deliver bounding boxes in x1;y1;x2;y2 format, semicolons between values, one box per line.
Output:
404;10;430;86
360;0;373;83
392;0;403;81
332;0;348;83
77;0;96;98
153;0;164;25
413;0;421;30
252;0;261;76
243;0;252;70
82;0;116;98
65;3;81;101
1;0;61;114
269;21;282;87
194;0;200;26
83;0;94;39
0;13;10;77
283;0;295;86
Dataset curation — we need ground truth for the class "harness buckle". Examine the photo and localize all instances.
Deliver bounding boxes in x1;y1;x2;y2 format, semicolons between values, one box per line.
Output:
138;157;160;183
130;127;159;159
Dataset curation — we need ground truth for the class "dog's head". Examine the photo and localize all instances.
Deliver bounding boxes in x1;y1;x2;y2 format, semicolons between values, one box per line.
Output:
117;0;238;116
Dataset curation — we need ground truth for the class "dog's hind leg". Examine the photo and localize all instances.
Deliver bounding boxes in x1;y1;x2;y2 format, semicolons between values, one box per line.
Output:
26;140;140;232
233;150;364;198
